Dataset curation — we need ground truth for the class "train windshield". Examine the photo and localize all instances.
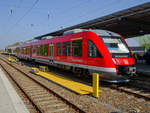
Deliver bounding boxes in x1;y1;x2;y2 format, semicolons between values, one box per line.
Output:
101;36;131;58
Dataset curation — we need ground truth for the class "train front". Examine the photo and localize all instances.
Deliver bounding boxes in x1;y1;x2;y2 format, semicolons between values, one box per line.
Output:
100;33;136;83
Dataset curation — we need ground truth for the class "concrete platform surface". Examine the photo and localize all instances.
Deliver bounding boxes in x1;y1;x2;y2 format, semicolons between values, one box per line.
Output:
136;63;150;76
0;68;29;113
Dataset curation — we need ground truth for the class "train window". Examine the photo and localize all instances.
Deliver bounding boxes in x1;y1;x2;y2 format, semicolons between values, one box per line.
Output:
28;47;30;55
16;48;19;54
63;41;70;56
40;45;43;56
24;48;26;55
101;36;131;58
36;46;39;56
56;43;61;56
88;40;102;58
23;48;25;54
32;46;35;55
26;48;27;55
21;48;23;54
24;48;25;54
44;44;48;56
72;40;82;57
24;48;28;55
26;48;28;55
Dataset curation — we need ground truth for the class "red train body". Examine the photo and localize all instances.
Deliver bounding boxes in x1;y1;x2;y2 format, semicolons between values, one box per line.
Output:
16;29;136;83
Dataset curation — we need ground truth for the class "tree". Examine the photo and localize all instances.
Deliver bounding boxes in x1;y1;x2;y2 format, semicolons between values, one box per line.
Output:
136;34;150;51
12;42;20;46
7;42;20;48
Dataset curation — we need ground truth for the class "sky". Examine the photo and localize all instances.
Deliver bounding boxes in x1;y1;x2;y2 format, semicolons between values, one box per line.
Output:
0;0;149;49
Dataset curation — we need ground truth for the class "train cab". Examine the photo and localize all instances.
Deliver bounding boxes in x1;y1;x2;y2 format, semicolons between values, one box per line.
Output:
88;29;136;82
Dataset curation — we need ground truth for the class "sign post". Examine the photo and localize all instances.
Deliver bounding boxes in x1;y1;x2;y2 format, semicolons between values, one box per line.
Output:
93;73;99;98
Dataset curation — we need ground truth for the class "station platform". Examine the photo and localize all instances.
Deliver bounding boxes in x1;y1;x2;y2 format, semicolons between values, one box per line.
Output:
136;63;150;76
0;68;29;113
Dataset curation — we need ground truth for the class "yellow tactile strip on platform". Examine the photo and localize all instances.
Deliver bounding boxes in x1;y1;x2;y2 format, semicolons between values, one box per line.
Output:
36;71;93;95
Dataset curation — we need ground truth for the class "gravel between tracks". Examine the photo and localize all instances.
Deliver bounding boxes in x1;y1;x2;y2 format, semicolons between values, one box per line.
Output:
12;63;119;113
1;55;150;113
0;59;77;113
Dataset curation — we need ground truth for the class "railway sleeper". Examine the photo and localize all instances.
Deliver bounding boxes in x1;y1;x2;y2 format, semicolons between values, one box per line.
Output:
29;92;50;97
31;94;52;99
34;97;55;102
26;90;46;94
46;104;67;109
39;100;60;105
45;107;68;113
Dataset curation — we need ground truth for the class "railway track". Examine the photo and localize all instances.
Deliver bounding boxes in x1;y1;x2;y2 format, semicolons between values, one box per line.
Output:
0;58;86;113
129;80;150;90
3;55;150;102
1;55;150;112
109;83;150;101
132;78;150;86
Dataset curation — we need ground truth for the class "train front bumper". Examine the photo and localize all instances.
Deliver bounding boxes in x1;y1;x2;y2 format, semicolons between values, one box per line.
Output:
99;72;131;83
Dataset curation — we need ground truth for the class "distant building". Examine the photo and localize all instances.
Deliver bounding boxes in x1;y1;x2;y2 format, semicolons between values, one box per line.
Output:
125;37;139;47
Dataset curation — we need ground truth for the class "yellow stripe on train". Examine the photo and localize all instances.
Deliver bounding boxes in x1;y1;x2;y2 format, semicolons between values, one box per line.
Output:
71;37;82;40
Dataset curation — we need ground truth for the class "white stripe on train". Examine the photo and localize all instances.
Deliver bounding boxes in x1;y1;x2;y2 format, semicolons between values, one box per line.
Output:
33;57;116;73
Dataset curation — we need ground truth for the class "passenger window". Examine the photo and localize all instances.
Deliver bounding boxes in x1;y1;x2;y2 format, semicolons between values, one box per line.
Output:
44;44;48;56
23;48;24;54
72;40;82;57
56;43;61;56
25;48;27;55
24;48;26;54
16;48;19;54
28;47;30;55
40;45;43;56
88;40;102;58
21;48;23;54
36;46;39;56
32;46;34;54
32;46;35;55
63;41;70;56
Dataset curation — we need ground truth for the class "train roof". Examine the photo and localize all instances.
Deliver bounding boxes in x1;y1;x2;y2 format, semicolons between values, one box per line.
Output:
89;29;120;37
35;29;120;40
17;29;121;47
63;29;120;37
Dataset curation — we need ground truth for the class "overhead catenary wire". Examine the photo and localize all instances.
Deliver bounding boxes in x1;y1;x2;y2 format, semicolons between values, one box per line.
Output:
54;0;121;30
7;0;89;38
22;0;92;38
8;0;39;33
12;0;124;41
35;0;121;35
15;0;39;25
37;0;91;26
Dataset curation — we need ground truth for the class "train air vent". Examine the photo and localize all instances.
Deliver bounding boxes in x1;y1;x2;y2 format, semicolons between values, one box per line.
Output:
63;29;85;35
41;36;54;40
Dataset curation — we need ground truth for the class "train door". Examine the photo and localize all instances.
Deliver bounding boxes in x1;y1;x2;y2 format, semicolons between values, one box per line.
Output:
49;43;54;64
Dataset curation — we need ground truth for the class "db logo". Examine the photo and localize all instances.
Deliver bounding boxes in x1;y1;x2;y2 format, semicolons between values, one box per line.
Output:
124;59;128;64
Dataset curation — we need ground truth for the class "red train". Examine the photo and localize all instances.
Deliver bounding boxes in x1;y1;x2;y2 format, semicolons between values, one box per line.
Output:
16;29;136;83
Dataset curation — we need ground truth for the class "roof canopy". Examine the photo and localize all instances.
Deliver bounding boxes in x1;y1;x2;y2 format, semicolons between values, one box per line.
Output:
35;2;150;40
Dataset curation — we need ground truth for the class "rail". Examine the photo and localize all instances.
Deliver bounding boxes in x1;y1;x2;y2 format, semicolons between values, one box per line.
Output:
0;57;86;113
